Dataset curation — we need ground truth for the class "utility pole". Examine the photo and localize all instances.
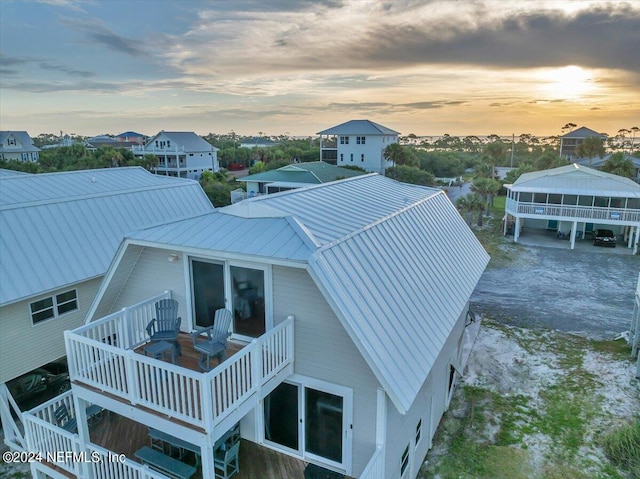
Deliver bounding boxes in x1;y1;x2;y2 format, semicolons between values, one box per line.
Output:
510;133;515;167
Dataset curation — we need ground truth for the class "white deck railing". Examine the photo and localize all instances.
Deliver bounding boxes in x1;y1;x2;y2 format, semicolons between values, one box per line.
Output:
23;392;169;479
88;443;167;479
75;291;170;350
66;295;294;433
23;392;81;477
506;198;640;222
359;445;385;479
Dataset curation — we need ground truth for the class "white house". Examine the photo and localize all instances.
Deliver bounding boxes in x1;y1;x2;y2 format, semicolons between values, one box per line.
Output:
559;126;607;161
0;168;215;451
0;131;41;162
318;120;399;173
504;163;640;252
133;131;219;180
19;174;489;479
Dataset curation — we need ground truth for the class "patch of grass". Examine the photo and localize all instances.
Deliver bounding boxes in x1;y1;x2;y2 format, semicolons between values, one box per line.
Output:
588;337;634;361
600;421;640;478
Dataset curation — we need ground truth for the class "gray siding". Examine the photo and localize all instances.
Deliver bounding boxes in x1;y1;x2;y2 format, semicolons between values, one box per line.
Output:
383;304;469;479
272;266;380;477
0;278;102;383
105;247;189;328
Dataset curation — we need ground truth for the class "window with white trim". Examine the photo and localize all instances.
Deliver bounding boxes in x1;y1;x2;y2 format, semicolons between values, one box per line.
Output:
340;136;349;145
415;419;422;446
30;289;78;325
400;443;410;477
7;137;16;146
361;153;365;162
356;136;365;144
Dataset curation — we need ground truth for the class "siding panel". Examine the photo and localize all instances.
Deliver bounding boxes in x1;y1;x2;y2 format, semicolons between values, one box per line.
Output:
273;266;379;477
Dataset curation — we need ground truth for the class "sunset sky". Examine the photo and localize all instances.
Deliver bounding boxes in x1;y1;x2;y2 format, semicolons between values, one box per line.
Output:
1;0;638;138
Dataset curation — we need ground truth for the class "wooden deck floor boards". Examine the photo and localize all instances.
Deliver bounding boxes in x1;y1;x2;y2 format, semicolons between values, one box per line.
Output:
90;412;309;479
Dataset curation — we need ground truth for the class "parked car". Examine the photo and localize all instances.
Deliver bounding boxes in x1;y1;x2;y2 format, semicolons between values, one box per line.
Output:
7;361;70;410
593;229;617;247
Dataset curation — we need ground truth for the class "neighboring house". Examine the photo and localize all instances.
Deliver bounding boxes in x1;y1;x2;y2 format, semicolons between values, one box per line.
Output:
133;131;219;180
85;135;139;151
239;137;280;149
575;153;640;183
504;164;640;252
559;126;607;161
0;131;41;162
116;131;145;144
21;174;489;479
41;134;75;149
0;168;215;451
318;120;399;173
232;161;365;202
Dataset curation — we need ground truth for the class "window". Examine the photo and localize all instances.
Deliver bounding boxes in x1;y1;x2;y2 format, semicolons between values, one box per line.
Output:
356;136;366;144
155;140;159;148
350;153;353;162
361;154;364;162
30;290;78;325
7;137;16;146
340;136;349;145
167;140;171;148
400;444;410;477
415;419;422;446
340;153;344;162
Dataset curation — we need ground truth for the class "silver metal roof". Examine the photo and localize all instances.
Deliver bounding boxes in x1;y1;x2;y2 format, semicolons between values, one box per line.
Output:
0;131;41;153
308;192;489;413
317;119;400;136
129;211;315;262
508;163;640;197
252;174;441;245
145;131;218;152
0;168;214;305
0;168;30;178
111;174;488;413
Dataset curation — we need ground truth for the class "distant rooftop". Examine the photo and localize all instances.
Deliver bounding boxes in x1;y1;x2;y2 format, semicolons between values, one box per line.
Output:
317;119;400;136
238;161;364;185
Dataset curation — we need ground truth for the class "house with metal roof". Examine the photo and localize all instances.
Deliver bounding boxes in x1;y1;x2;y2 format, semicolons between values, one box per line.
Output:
318;120;400;174
232;161;365;202
0;167;214;451
116;131;145;144
0;131;41;162
559;126;607;161
504;163;640;252
21;174;488;479
133;131;219;180
575;153;640;183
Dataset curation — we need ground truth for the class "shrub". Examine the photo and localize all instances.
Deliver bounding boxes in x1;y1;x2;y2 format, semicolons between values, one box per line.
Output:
600;421;640;477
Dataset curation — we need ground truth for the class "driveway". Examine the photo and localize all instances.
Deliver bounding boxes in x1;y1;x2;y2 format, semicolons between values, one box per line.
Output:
471;243;640;339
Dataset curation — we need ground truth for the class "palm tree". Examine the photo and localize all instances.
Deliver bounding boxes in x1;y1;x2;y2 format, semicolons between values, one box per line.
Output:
601;152;635;178
471;178;500;215
455;195;474;225
467;193;486;226
576;137;605;166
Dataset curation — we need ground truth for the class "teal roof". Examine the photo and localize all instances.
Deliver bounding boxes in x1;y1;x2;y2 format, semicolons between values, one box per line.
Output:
238;161;363;184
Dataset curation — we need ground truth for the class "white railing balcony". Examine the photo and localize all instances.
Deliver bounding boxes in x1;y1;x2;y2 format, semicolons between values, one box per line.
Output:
23;391;168;479
65;293;294;436
360;445;385;479
506;198;640;223
132;145;186;154
230;188;264;204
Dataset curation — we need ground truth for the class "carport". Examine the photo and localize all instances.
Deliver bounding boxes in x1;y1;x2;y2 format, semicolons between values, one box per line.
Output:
504;164;640;253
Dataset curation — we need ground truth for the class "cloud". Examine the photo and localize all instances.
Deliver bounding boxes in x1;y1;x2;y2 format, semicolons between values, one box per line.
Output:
62;18;147;57
164;1;640;79
35;0;88;14
38;61;94;78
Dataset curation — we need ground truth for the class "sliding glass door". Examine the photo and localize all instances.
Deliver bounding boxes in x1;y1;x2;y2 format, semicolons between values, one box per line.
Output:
263;380;351;471
191;260;225;328
191;259;269;337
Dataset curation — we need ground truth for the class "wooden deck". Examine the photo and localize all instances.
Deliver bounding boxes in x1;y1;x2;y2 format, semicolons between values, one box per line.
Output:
134;333;245;373
90;412;309;479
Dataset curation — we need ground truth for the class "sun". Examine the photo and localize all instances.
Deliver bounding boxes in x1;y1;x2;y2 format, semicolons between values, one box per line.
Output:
538;65;594;100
